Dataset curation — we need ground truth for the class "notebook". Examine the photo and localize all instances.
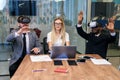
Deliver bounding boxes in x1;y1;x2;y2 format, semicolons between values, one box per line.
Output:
50;46;76;59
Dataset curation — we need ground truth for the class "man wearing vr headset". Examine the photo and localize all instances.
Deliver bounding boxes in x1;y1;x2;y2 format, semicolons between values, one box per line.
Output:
6;16;43;78
76;11;116;59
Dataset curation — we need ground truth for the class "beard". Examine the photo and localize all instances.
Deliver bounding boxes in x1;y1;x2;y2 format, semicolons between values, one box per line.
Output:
92;29;100;34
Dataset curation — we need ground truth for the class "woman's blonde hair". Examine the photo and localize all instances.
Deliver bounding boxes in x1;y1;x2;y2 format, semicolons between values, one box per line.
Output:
51;17;66;45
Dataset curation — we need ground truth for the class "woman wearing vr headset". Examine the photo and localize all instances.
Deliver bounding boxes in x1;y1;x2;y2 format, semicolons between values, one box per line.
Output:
6;16;43;78
76;11;116;59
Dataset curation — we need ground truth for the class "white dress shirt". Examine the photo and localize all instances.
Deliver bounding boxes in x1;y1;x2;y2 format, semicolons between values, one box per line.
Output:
15;32;30;54
47;32;69;46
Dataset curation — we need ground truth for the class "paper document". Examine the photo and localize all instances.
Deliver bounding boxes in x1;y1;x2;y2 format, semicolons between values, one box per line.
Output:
30;55;52;62
91;59;111;65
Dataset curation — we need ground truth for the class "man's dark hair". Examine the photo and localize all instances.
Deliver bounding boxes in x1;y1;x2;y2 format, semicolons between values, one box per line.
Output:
17;16;24;23
17;16;31;24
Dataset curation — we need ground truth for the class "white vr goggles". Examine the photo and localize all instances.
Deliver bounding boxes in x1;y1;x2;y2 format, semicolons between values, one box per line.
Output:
88;21;98;28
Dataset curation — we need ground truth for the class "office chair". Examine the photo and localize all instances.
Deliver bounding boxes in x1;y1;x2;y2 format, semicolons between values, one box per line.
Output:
43;37;49;54
33;28;41;38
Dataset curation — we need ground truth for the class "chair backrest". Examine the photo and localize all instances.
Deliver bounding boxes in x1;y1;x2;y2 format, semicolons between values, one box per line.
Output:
10;28;14;33
33;28;41;38
43;37;49;54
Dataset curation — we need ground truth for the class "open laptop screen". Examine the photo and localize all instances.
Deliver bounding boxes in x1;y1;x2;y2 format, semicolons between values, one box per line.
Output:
50;46;76;59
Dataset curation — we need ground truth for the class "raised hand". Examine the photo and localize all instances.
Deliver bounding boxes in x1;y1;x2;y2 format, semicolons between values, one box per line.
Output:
106;16;116;32
78;11;83;24
17;25;30;34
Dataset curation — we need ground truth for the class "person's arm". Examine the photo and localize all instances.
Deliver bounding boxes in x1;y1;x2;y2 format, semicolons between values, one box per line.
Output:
65;32;70;46
6;29;19;42
106;17;116;42
106;17;116;35
48;42;52;51
76;11;90;40
6;26;31;42
47;32;52;51
66;42;70;46
31;31;43;54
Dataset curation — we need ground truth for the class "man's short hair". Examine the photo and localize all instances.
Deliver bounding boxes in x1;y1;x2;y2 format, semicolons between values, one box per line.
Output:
17;16;24;23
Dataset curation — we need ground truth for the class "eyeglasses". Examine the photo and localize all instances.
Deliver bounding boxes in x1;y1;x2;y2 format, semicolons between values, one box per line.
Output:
54;22;62;26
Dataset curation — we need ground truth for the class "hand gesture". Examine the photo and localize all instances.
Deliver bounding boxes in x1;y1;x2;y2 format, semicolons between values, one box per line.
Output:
31;47;40;54
17;25;29;34
78;11;83;24
106;16;116;32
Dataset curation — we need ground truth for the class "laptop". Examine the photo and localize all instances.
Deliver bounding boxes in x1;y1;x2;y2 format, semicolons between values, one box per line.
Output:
50;46;76;59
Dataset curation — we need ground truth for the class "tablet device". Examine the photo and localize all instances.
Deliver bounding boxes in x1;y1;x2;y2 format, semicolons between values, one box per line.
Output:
54;60;63;65
67;60;77;66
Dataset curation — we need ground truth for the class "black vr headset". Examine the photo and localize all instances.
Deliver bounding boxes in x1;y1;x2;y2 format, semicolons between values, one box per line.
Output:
17;16;31;24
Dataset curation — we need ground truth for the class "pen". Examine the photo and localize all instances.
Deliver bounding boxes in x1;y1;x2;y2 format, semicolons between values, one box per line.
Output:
32;69;47;72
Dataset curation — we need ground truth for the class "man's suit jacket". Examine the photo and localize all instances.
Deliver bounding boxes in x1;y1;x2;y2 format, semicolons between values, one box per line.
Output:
6;29;42;66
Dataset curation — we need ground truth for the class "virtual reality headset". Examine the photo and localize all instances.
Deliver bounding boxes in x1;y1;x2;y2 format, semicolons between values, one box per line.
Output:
88;21;102;28
17;16;31;24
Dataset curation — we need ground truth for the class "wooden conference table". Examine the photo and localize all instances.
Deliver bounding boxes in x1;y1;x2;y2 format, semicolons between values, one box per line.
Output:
11;54;120;80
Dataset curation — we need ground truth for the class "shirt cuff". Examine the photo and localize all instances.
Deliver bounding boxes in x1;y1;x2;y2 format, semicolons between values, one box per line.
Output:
38;48;40;53
110;32;116;36
77;24;82;27
15;32;20;37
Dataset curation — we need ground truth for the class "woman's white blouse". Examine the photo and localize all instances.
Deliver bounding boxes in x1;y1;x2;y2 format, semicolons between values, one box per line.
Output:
47;32;69;46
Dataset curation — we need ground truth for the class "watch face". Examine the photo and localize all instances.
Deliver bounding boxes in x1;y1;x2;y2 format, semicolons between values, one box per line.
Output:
9;1;36;16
